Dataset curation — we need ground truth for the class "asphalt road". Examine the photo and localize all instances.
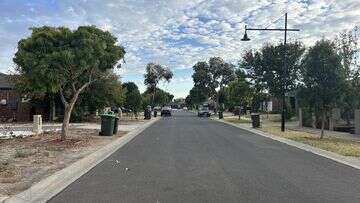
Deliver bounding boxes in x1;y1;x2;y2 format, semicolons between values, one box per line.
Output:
49;111;360;203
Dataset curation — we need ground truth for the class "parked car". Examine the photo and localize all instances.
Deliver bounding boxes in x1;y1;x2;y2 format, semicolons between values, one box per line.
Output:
198;106;211;117
161;106;172;116
183;107;188;111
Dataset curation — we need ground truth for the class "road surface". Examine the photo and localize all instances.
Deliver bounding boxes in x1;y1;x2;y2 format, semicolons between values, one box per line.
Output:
49;111;360;203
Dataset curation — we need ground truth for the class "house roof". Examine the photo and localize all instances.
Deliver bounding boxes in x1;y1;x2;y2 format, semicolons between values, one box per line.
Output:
0;73;14;89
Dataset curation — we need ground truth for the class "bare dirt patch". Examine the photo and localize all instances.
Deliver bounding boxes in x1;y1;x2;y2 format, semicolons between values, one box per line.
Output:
0;128;127;196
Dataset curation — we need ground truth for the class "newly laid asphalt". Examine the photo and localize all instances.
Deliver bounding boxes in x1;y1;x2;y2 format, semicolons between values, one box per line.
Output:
49;111;360;203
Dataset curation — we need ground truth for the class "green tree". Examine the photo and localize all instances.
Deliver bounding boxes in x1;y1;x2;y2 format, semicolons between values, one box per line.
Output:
335;28;358;76
301;39;345;138
143;88;173;107
154;90;173;106
185;86;207;108
209;57;236;111
262;42;304;97
141;94;151;110
13;26;125;140
191;57;235;110
209;57;236;89
225;78;253;119
192;61;213;98
122;82;142;117
144;63;173;106
335;29;360;124
239;50;267;111
240;42;304;111
73;72;125;121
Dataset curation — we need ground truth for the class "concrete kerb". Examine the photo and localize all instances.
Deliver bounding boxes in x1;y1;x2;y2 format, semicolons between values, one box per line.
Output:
0;197;8;203
213;118;360;170
3;117;160;203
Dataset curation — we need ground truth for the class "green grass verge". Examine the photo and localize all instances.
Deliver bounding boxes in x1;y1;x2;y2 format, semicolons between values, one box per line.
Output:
260;127;360;157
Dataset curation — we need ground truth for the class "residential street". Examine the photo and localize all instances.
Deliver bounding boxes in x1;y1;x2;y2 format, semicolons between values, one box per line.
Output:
49;111;360;203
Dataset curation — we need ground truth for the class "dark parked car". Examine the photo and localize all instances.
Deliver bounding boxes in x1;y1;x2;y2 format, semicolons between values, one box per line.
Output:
198;106;211;117
161;106;172;116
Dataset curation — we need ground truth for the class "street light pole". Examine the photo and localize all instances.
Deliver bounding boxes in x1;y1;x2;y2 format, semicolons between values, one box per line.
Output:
241;13;299;132
281;13;288;132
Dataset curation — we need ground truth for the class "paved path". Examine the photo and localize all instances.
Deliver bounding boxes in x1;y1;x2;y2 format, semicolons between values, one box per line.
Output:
49;111;360;203
1;121;144;134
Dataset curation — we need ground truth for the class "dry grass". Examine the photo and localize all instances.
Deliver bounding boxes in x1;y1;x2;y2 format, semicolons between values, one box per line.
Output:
0;161;20;183
0;128;127;196
260;127;360;157
224;117;252;124
14;149;37;158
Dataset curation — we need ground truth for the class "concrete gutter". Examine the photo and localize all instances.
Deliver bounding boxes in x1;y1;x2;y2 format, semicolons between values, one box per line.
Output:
214;118;360;170
3;118;160;203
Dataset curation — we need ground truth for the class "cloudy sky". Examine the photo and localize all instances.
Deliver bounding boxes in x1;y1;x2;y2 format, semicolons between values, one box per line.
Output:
0;0;359;98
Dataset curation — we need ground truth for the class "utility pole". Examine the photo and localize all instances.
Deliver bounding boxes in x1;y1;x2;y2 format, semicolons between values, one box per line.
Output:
281;13;288;132
241;13;300;132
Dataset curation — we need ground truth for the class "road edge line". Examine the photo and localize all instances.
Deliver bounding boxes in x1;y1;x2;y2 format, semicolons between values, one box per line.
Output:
212;118;360;170
4;118;160;203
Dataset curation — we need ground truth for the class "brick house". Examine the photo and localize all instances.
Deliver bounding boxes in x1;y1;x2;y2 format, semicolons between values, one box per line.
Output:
0;73;51;122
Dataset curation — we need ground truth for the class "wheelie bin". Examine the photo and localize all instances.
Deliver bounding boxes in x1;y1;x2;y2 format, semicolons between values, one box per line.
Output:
99;114;115;136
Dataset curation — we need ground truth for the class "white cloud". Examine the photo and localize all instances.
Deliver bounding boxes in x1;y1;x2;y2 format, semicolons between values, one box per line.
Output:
0;0;360;97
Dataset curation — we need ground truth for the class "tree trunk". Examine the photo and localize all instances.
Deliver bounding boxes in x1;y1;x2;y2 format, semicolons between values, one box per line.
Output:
345;109;351;126
50;96;56;122
61;100;76;141
151;88;156;108
320;109;326;139
60;84;89;141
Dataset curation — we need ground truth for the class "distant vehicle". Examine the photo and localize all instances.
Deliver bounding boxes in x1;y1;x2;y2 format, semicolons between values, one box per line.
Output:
198;106;211;117
183;107;188;110
120;107;132;113
161;106;172;116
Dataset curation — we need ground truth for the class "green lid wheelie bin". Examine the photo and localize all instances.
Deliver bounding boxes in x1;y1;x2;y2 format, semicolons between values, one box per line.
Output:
99;114;115;136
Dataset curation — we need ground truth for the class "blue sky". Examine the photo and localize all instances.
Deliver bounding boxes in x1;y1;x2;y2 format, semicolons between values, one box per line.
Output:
0;0;359;98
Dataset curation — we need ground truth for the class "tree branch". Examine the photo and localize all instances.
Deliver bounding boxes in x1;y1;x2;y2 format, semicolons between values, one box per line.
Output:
71;82;76;93
79;81;91;92
59;87;68;107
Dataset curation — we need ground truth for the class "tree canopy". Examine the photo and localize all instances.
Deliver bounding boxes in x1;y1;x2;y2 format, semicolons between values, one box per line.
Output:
240;42;304;98
144;63;173;106
76;72;125;115
14;25;125;140
142;87;174;107
185;86;207;107
122;82;142;114
300;39;345;138
192;57;235;101
225;78;253;110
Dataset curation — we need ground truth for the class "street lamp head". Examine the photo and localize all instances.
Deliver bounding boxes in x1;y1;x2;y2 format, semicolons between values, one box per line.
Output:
241;25;250;41
241;32;250;41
